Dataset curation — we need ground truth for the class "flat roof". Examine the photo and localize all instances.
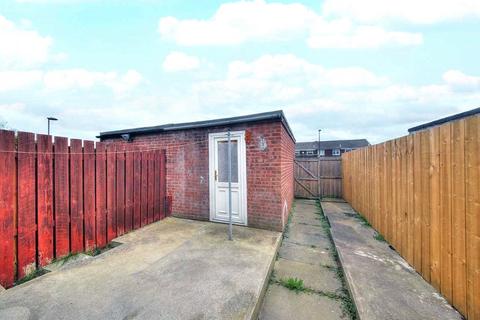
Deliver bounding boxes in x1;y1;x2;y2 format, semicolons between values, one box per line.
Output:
99;110;295;141
408;107;480;133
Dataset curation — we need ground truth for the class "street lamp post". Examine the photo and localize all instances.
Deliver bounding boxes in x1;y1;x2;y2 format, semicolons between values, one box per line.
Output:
47;117;58;136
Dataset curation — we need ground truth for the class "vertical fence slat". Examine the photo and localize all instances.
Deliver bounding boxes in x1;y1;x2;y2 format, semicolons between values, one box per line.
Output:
451;119;467;315
125;147;134;232
95;142;107;248
160;150;166;219
141;150;148;226
413;132;423;273
407;135;415;265
148;151;154;224
0;130;16;288
84;141;95;251
440;123;453;301
465;115;480;320
106;144;116;242
420;130;431;282
430;127;441;291
54;136;70;258
116;146;125;236
154;150;160;221
37;134;53;267
133;147;141;229
17;132;37;280
70;139;84;253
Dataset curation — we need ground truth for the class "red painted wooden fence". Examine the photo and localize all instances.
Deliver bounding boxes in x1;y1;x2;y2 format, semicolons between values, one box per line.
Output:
0;129;167;288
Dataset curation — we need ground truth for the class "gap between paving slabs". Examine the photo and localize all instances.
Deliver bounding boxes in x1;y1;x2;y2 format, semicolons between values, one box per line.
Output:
260;200;357;320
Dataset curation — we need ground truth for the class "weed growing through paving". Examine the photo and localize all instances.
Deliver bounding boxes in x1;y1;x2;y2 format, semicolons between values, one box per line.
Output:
373;232;386;242
279;277;305;292
86;241;122;257
51;252;81;266
282;202;295;241
355;214;372;227
15;268;49;286
316;201;358;320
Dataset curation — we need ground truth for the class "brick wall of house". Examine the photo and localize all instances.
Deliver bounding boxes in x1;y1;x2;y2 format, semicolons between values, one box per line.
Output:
103;120;294;231
280;124;295;226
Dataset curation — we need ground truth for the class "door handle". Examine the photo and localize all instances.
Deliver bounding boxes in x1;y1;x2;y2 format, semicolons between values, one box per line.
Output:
215;170;218;181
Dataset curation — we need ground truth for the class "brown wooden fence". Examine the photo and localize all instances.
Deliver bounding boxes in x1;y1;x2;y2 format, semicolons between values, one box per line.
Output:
0;129;168;288
342;115;480;320
294;157;342;198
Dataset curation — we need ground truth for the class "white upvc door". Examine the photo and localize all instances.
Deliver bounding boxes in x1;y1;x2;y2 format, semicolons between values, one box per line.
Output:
209;131;247;225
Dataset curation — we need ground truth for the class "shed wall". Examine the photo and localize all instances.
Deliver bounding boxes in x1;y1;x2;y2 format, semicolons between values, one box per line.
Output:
103;120;295;231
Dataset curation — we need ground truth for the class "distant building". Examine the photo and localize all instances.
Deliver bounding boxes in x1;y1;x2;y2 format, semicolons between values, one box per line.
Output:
295;139;370;158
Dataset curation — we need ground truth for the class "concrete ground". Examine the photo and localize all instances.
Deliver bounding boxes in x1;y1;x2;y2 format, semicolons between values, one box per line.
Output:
0;218;281;320
321;200;463;320
259;199;353;320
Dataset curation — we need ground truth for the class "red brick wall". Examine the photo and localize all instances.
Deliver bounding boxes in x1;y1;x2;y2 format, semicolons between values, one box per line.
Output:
103;120;295;231
280;124;295;227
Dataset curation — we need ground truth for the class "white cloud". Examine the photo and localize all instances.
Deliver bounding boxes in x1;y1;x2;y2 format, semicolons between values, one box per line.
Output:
0;15;53;69
308;19;423;48
162;52;200;72
0;69;142;94
443;70;480;91
322;0;480;24
158;0;421;49
0;71;43;92
43;69;143;93
158;1;316;46
227;54;387;87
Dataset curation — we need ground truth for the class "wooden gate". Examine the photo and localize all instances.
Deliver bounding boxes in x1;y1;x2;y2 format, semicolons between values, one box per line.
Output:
294;157;342;199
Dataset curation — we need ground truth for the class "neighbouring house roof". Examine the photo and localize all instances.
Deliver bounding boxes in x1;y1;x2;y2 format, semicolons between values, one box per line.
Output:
99;110;295;142
408;107;480;133
295;139;370;151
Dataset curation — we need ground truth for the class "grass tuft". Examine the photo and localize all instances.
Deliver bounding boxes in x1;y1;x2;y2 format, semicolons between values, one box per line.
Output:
373;232;386;242
355;214;372;227
279;277;305;292
15;268;49;286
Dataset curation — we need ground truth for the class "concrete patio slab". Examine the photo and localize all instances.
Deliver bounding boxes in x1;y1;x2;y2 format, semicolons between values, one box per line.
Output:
0;218;281;320
284;224;332;248
278;241;336;267
290;212;323;226
273;258;342;294
259;284;344;320
321;200;463;320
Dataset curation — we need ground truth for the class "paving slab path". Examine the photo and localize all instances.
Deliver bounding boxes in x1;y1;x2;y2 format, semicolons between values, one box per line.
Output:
259;199;355;320
321;200;463;320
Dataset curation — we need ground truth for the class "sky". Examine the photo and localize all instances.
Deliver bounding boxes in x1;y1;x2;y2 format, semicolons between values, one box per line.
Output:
0;0;479;143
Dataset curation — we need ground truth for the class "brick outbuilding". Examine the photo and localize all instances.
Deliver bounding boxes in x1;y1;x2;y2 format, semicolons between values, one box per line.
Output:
99;110;295;231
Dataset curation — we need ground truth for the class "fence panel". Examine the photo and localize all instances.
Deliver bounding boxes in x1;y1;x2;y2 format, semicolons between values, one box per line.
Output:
294;157;342;198
342;114;480;320
0;131;167;288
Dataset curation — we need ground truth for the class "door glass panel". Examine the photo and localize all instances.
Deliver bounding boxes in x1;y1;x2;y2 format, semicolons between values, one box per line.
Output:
218;140;238;183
